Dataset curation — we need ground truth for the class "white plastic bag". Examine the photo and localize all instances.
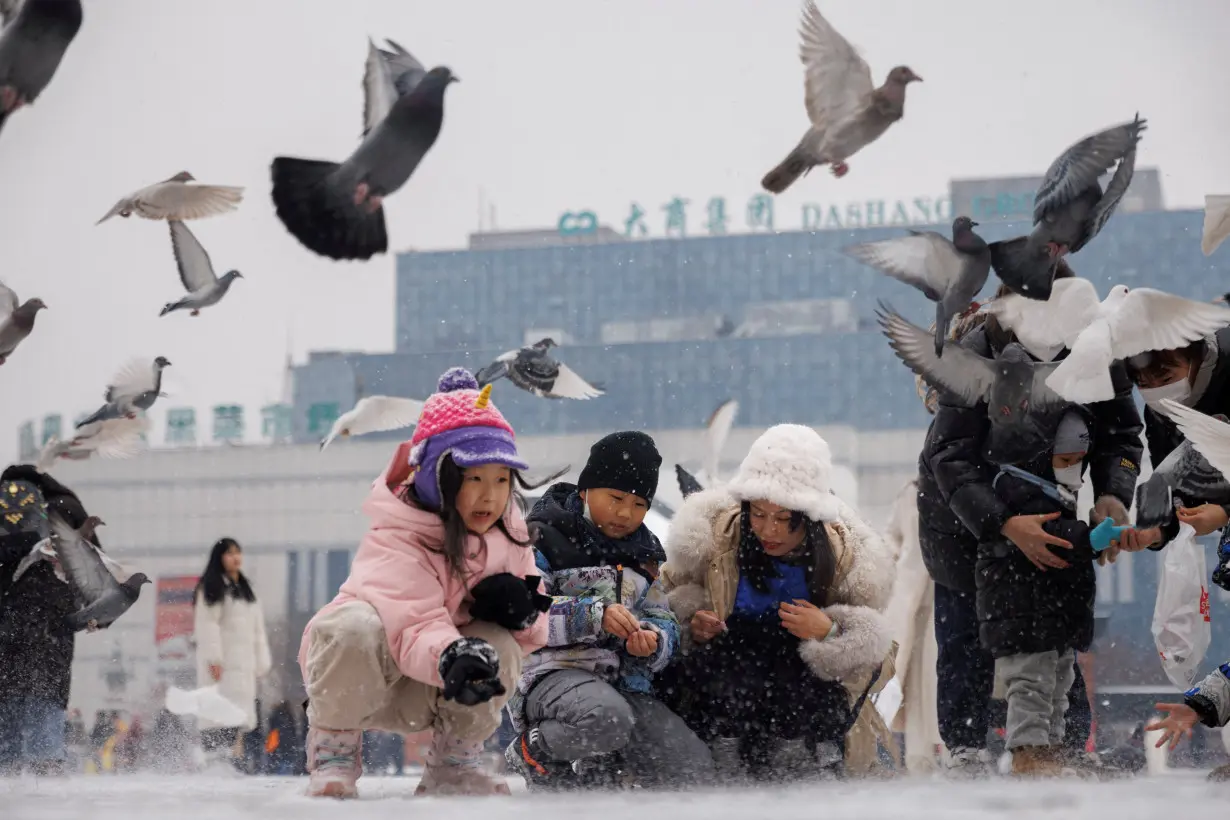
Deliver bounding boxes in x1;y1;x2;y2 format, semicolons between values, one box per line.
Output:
1151;523;1212;690
165;685;247;727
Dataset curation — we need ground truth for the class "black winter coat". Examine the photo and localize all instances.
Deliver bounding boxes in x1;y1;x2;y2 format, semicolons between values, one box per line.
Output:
0;465;98;709
918;325;1143;593
974;461;1098;658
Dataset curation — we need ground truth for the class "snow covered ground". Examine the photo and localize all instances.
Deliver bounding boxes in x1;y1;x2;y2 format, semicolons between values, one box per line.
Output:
1;769;1223;820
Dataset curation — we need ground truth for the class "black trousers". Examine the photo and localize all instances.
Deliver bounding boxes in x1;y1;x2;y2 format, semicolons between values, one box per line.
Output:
933;584;995;751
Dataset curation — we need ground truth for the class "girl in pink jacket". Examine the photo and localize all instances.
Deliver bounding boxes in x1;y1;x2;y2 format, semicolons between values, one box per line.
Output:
299;368;550;798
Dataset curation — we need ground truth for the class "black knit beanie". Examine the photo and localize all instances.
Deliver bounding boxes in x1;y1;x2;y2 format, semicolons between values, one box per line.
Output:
577;431;662;506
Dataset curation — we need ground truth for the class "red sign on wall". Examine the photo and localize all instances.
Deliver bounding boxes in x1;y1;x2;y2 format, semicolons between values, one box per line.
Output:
155;576;200;673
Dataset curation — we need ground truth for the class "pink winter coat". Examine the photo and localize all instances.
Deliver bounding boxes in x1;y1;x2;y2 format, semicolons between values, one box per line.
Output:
298;441;549;688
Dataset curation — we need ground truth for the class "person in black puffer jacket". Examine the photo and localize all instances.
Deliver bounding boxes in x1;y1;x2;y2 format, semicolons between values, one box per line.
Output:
0;464;101;776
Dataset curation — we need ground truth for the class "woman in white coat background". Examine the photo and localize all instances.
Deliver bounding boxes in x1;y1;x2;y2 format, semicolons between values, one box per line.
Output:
193;537;272;759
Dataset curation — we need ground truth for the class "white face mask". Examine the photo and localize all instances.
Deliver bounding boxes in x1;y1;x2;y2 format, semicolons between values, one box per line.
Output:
1138;379;1192;408
1053;464;1084;491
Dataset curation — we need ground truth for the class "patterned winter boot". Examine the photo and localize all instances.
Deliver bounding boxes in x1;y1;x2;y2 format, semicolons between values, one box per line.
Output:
504;728;578;792
943;747;997;779
306;727;362;799
415;728;510;796
1010;745;1063;778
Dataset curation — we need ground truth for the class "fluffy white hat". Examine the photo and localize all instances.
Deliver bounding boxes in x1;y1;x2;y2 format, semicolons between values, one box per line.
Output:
725;424;840;522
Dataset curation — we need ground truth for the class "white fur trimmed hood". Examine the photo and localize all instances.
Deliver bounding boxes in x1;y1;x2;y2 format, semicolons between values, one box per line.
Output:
725;424;841;523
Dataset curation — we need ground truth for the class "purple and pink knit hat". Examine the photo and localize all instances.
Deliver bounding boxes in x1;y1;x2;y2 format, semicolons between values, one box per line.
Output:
408;367;528;510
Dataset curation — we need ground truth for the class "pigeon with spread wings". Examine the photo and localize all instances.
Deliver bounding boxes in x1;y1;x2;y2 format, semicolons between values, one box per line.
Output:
982;275;1095;363
1133;429;1230;530
0;278;45;364
47;512;149;632
159;220;243;317
1203;195;1230;257
0;0;82;140
1156;400;1230;487
76;357;171;428
320;395;425;450
37;416;149;471
675;399;739;498
363;37;426;136
96;172;244;225
476;339;604;400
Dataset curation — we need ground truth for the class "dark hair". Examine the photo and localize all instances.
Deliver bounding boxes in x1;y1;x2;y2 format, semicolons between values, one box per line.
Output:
399;454;542;582
737;503;837;606
1124;341;1204;384
195;537;256;606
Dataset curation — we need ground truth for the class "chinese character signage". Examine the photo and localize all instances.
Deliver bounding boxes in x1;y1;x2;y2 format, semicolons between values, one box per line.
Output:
261;403;292;443
166;408;196;446
18;421;35;461
307;402;340;438
41;414;62;446
212;405;244;443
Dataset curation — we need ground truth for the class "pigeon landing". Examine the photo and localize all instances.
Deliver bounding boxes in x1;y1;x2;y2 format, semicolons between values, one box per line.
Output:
1203;195;1230;256
760;0;920;194
76;357;171;428
271;64;458;261
475;338;604;400
320;395;425;449
989;115;1146;301
159;220;243;317
0;0;82;140
0;278;44;365
96;171;244;225
37;416;149;471
363;37;426;136
843;216;990;356
48;512;149;632
1133;433;1230;530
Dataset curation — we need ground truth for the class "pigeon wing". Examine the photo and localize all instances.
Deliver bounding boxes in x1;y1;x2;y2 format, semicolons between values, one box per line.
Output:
138;183;244;221
168;220;218;292
362;37;397;135
105;358;158;403
546;363;604;400
704;399;738;483
475;359;510;388
1033;115;1146;224
0;279;17;320
0;0;21;27
49;513;117;607
1157;400;1230;482
346;396;424;437
675;464;704;499
1026;360;1069;411
843;232;958;302
1106;288;1230;362
380;38;427;97
1203;195;1230;256
89;417;150;460
1072;147;1138;253
798;0;874;131
877;304;997;406
986;276;1101;352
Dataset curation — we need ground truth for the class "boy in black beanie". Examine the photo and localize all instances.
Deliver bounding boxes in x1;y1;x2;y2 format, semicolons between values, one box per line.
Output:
503;431;713;790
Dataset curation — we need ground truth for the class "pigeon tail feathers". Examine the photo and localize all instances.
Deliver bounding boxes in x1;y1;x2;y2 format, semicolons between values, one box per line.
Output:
988;236;1056;301
270;157;388;261
159;299;184;317
761;143;811;195
933;301;949;357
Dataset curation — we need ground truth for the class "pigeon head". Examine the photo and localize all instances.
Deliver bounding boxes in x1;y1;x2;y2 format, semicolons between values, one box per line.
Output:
952;216;979;233
19;297;47;314
223;270;243;281
420;66;459;93
168;171;195;183
154;356;171;369
532;338;558;351
122;572;152;597
887;66;922;84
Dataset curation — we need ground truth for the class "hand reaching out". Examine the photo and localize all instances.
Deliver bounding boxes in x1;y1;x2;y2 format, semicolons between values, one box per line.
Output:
1145;703;1200;749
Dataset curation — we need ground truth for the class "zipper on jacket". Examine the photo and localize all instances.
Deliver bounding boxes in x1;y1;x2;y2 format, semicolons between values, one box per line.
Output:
614;564;623;606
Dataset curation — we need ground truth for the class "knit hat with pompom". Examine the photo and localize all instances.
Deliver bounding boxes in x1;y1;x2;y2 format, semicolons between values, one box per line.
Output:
408;367;527;510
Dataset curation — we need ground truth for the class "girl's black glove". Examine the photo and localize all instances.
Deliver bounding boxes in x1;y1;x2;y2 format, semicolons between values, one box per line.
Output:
438;637;505;706
469;573;552;631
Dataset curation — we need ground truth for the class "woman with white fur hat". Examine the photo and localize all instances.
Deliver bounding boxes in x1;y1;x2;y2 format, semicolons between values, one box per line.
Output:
656;424;897;780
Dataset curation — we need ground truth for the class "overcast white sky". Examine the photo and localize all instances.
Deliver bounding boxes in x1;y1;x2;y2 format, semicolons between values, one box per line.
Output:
1;0;1227;463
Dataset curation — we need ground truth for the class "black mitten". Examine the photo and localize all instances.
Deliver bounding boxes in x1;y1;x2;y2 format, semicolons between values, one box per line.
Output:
439;637;506;706
469;572;552;631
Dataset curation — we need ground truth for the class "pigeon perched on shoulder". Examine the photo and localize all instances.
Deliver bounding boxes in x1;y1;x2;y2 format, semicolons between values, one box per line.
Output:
1157;401;1230;488
475;338;604;400
77;357;171;428
319;395;425;449
1203;195;1230;257
363;37;426;136
37;415;149;471
989;115;1146;301
761;0;920;193
0;278;45;364
844;216;990;356
47;511;149;632
0;0;81;140
159;220;243;317
1044;285;1230;404
1133;432;1230;530
271;65;458;261
96;171;244;225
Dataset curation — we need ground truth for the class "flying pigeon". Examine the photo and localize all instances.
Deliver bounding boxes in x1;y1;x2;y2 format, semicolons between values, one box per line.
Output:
47;511;149;631
320;395;425;450
475;338;604;400
37;415;149;471
1133;431;1230;530
989;115;1146;301
1157;400;1230;489
0;278;45;364
96;171;244;225
982;276;1094;363
674;398;739;498
363;37;426;136
12;513;102;585
877;303;1068;462
76;357;172;428
1203;195;1230;256
0;0;81;140
843;216;990;355
270;65;458;262
159;220;243;317
1044;284;1230;404
760;0;920;194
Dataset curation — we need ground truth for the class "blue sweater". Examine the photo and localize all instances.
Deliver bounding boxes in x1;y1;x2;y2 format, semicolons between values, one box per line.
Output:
732;560;809;617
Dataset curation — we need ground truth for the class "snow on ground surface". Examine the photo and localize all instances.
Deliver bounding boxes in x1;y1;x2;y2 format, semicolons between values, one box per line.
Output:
1;769;1223;820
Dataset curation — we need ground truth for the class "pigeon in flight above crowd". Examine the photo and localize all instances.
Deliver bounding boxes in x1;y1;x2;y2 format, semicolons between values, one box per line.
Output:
47;511;149;632
0;279;44;365
12;513;102;585
675;398;739;498
76;357;172;428
36;416;149;472
1157;400;1230;487
320;395;425;450
96;172;244;225
982;273;1089;363
843;216;990;356
989;115;1146;300
271;52;458;262
0;0;82;140
761;0;920;194
1044;283;1230;404
476;338;604;400
159;220;243;317
363;37;426;136
1133;431;1230;530
1203;195;1230;256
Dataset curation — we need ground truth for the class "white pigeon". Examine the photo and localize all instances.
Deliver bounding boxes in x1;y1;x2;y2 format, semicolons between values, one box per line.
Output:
362;37;426;136
701;398;738;486
983;276;1099;363
1157;399;1230;482
96;171;244;225
320;395;425;450
37;415;149;471
1045;285;1230;404
159;220;243;317
1203;195;1230;256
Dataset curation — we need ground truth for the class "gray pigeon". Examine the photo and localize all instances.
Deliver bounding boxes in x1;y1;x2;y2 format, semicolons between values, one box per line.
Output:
48;512;149;631
271;65;458;261
877;303;1068;462
0;278;45;364
12;513;101;584
675;464;704;499
159;220;243;317
761;0;920;193
76;356;171;428
475;338;604;400
0;0;22;28
363;37;426;136
844;216;990;356
989;115;1146;301
1134;431;1230;530
0;0;81;139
